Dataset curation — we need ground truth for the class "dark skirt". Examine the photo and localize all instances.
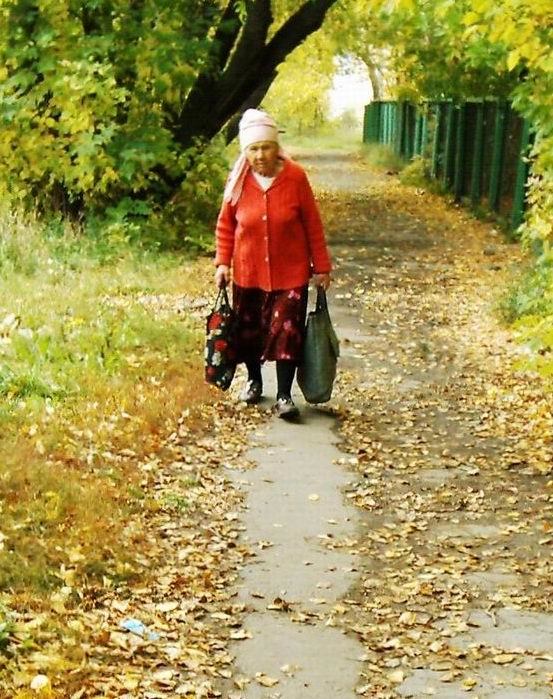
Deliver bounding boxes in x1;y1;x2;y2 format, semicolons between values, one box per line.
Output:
232;283;308;364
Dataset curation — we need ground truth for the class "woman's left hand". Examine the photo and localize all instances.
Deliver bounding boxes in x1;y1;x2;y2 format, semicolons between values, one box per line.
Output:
313;273;331;290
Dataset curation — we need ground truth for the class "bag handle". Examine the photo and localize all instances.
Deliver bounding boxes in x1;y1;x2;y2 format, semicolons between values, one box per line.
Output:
315;286;329;313
215;284;231;309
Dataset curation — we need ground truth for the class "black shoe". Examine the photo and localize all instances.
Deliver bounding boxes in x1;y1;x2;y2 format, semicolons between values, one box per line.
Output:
240;379;263;404
273;396;300;420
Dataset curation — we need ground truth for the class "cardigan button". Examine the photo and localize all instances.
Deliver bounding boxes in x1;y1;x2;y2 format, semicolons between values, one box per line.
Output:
262;214;267;221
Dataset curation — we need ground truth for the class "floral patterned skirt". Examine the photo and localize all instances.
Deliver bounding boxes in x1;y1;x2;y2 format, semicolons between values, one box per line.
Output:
232;283;308;364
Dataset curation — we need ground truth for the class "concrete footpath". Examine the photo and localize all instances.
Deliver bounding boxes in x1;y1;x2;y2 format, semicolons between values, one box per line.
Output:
222;153;376;697
227;401;363;698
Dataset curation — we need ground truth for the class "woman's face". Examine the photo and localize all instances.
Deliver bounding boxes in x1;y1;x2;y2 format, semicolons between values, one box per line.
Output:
245;141;280;176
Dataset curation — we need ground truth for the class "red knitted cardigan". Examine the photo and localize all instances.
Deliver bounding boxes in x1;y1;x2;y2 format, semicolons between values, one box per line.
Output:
215;158;331;292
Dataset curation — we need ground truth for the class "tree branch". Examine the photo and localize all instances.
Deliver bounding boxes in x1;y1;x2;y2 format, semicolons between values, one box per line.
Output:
220;0;273;86
174;0;337;154
209;1;242;72
214;0;337;126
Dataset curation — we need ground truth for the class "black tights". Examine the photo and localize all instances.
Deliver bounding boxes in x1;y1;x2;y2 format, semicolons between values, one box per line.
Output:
245;361;263;384
246;360;296;399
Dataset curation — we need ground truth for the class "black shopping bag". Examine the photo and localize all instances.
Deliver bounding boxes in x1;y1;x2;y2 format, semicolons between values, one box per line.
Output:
205;286;237;391
297;287;340;403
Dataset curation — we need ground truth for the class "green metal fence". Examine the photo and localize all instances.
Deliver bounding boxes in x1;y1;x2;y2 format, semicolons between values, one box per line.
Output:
363;100;532;231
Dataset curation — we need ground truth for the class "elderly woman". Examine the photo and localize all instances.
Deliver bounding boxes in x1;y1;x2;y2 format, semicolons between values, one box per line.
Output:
214;109;331;419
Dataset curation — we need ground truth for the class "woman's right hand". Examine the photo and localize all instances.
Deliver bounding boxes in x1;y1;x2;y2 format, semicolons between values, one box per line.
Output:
215;264;231;289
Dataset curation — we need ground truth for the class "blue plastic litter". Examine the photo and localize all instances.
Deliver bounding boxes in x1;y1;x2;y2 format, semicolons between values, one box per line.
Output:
119;617;160;641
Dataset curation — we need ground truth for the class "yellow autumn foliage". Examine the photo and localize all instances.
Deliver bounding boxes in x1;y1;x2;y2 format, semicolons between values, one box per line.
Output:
461;0;553;254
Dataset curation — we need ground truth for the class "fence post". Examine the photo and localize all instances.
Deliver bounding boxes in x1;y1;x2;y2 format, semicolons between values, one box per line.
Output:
389;102;396;145
366;102;380;142
404;103;410;158
488;100;508;212
376;102;383;142
443;103;456;189
470;102;485;208
431;103;442;179
414;108;426;156
511;118;532;231
363;104;370;142
404;103;412;158
408;104;417;158
421;108;429;156
395;102;405;156
453;104;466;201
363;102;380;143
383;102;391;144
413;111;421;156
367;102;375;142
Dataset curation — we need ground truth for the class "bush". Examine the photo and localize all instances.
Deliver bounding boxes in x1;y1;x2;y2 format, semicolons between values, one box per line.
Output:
499;262;553;324
80;138;227;254
399;155;431;186
359;143;405;171
0;3;228;253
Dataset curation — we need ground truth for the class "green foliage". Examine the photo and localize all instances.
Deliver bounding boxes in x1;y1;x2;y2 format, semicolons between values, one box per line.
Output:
153;138;228;253
335;0;515;102
337;0;552;259
459;0;553;258
0;0;225;248
263;32;335;134
499;260;553;378
0;0;342;250
81;138;228;254
457;0;553;373
499;263;553;324
399;155;430;186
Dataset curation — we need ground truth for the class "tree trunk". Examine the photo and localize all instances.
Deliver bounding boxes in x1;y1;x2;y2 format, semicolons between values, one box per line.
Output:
174;0;338;151
368;64;383;101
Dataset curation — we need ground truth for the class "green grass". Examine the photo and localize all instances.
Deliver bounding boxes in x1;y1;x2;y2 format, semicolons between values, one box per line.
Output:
358;142;406;172
0;257;199;428
0;206;214;593
399;155;431;186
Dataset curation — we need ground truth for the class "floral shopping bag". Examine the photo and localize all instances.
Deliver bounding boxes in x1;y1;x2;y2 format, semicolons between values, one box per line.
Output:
205;286;237;391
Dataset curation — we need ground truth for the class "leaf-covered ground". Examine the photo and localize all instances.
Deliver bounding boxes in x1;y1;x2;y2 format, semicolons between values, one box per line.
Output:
314;152;553;697
2;150;552;698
